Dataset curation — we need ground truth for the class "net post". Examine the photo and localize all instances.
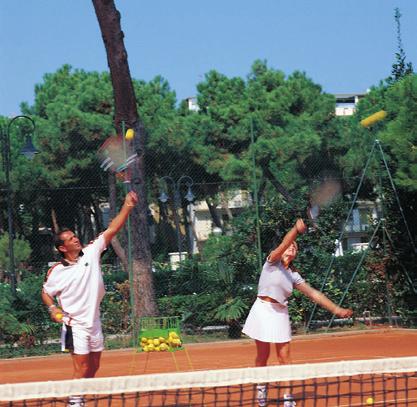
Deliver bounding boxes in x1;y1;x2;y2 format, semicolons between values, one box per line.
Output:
121;120;136;348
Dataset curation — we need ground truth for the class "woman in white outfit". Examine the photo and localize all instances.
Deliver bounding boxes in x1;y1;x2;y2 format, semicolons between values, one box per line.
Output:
242;218;353;407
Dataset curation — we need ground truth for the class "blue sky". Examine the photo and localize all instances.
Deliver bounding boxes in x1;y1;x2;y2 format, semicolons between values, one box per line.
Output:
1;0;416;116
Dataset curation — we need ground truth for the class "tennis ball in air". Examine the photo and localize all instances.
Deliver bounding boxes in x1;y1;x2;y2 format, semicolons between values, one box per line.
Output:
366;397;374;405
125;128;135;140
360;110;387;128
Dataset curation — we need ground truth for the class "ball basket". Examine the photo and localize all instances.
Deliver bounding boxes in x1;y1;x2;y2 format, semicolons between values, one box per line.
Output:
138;316;183;352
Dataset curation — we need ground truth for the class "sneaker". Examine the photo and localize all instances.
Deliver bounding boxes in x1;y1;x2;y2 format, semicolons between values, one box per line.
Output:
256;384;267;407
67;396;86;407
283;394;296;407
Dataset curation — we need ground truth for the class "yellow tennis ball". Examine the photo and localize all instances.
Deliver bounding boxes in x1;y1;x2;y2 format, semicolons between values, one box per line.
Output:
172;338;181;347
55;313;63;321
366;397;374;405
153;339;160;346
360;110;387;128
125;128;135;140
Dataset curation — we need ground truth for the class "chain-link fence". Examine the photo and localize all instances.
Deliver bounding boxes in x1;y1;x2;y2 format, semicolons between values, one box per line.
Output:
1;128;416;354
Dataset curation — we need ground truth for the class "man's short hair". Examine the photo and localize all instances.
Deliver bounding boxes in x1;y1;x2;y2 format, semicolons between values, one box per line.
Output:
54;228;71;256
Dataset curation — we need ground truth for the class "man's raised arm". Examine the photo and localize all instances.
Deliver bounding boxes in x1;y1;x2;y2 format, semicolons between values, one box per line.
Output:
103;191;138;245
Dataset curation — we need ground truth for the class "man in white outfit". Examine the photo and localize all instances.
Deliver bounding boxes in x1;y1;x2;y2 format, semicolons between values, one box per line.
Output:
42;191;138;405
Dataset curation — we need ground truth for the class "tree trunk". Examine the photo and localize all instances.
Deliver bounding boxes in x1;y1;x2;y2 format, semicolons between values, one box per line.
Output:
220;191;233;221
260;163;293;203
92;0;158;317
51;207;59;233
205;197;223;229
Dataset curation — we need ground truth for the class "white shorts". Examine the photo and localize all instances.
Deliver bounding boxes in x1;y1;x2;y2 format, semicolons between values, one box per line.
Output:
242;297;291;343
61;320;104;355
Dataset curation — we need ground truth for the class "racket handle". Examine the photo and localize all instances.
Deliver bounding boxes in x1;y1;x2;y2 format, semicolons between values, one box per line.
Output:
123;180;132;191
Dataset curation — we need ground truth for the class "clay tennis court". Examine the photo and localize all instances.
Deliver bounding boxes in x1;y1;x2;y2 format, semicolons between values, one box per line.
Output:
1;328;416;384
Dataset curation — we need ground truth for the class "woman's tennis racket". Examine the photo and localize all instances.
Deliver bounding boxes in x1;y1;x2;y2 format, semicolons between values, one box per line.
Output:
272;176;341;233
305;178;342;232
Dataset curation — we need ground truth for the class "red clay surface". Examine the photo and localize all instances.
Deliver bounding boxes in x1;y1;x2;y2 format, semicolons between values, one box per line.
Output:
1;328;416;384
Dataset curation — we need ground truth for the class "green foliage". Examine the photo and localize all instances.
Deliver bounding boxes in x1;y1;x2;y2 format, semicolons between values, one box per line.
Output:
381;75;417;191
0;232;32;273
158;293;225;329
0;283;36;346
101;280;131;334
14;274;59;344
214;297;248;323
185;61;337;192
389;8;414;84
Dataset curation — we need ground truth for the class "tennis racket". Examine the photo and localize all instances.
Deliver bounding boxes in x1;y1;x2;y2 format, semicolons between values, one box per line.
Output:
261;164;341;229
97;134;137;190
305;178;342;232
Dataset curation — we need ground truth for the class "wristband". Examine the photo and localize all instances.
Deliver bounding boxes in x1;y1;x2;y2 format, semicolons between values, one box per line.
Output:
48;304;57;311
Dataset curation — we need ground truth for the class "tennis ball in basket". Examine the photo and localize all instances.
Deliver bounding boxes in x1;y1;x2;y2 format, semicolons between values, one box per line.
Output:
366;398;374;405
153;338;160;346
159;343;169;351
125;128;135;140
147;344;155;351
172;338;181;347
140;336;147;343
158;336;165;343
147;339;153;345
143;345;149;352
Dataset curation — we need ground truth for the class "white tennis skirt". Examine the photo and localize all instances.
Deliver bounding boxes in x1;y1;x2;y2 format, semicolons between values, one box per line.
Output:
242;297;291;343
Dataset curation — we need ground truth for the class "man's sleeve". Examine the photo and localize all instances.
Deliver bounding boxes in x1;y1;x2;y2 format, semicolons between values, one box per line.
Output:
88;234;107;254
43;264;60;297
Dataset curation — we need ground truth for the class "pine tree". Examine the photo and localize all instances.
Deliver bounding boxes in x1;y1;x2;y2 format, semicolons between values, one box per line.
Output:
390;8;413;83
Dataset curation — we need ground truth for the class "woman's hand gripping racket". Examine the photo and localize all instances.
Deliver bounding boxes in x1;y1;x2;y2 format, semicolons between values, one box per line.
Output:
97;132;138;190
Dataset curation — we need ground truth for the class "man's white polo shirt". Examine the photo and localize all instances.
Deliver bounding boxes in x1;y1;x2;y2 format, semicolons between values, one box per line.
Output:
43;234;107;328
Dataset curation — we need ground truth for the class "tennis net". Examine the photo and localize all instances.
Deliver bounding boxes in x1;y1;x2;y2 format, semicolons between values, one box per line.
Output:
1;356;416;406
